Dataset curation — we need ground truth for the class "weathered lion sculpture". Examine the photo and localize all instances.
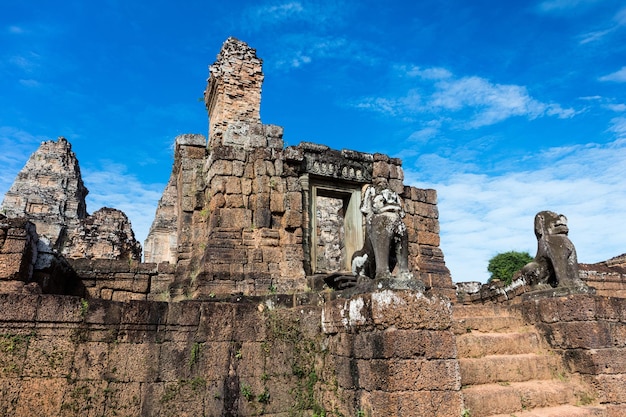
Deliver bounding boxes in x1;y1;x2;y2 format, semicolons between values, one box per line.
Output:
351;178;412;280
521;210;588;290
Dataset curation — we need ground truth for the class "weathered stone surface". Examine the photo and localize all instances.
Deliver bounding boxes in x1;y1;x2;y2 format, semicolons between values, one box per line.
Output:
0;216;37;282
1;137;142;262
205;37;264;149
522;211;589;291
63;207;141;261
1;137;87;249
144;176;178;264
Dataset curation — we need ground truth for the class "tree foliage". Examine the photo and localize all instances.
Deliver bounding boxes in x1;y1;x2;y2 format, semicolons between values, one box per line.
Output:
487;251;534;285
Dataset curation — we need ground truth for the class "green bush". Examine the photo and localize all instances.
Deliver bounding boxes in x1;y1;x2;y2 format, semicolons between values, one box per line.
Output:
487;251;533;285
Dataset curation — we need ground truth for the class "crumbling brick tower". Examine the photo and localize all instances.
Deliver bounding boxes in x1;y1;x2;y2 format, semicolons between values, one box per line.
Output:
205;36;264;149
146;37;454;299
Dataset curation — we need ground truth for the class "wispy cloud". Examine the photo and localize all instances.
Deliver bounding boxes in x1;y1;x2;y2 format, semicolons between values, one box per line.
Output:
272;36;348;69
578;28;613;44
8;26;25;34
537;0;602;13
606;103;626;112
353;68;576;129
18;79;41;88
406;137;626;282
599;66;626;82
83;162;166;245
430;76;573;128
249;1;305;23
609;116;626;137
269;35;378;70
8;52;41;72
242;0;343;32
578;6;626;44
0;128;165;248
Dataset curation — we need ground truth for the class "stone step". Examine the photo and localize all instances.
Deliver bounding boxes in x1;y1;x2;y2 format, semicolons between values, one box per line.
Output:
462;380;597;417
460;353;564;385
488;404;607;417
453;316;527;334
453;303;520;319
457;331;544;358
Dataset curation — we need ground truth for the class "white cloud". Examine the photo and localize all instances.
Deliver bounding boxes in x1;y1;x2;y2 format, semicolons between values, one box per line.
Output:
615;6;626;25
353;97;400;116
578;28;614;44
9;53;40;72
19;79;41;88
609;117;626;137
537;0;601;13
599;66;626;82
0;129;165;253
406;66;453;80
354;68;576;129
249;1;305;24
271;36;358;69
606;103;626;112
83;162;166;247
578;6;626;44
8;26;24;34
431;76;552;127
406;138;626;283
408;126;439;143
243;0;343;33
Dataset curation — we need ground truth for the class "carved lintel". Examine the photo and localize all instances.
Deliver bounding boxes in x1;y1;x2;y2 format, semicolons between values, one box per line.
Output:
303;153;372;183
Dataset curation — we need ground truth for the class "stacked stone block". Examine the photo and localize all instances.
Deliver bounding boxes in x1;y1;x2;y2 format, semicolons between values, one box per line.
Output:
522;294;626;416
0;288;465;417
143;37;454;299
321;289;463;416
68;259;175;302
1;137;87;249
0;217;37;284
205;37;264;150
580;262;626;298
194;127;307;297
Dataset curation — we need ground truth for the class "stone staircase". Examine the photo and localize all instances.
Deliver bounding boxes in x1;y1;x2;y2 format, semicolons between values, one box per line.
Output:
453;303;606;417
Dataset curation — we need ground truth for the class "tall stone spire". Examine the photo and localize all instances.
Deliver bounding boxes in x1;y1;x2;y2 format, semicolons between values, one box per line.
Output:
1;137;88;248
1;137;142;260
204;37;264;148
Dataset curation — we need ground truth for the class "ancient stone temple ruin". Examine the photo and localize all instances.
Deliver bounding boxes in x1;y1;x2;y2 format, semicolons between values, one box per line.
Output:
142;37;451;300
1;37;626;417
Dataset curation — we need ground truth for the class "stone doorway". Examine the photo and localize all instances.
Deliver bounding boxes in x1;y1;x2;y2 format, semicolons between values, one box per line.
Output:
310;183;363;274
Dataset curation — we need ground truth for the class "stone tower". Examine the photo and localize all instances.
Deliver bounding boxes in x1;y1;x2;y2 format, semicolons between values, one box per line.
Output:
1;137;88;249
144;38;453;299
1;137;142;260
204;37;264;149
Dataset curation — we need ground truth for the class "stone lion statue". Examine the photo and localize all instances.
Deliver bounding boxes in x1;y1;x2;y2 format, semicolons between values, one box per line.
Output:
521;210;587;290
351;178;412;280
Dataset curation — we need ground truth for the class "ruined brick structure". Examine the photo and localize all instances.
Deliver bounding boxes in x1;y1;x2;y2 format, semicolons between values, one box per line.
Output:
1;137;141;262
144;37;452;300
1;37;626;416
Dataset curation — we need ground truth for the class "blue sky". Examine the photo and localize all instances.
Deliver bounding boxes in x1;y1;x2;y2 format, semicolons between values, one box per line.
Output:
2;0;626;283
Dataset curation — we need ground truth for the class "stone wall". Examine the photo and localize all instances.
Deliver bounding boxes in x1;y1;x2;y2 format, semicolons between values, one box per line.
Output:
521;294;626;415
322;290;463;416
580;262;626;298
0;216;83;296
0;216;37;284
205;37;263;150
68;259;175;302
1;137;142;261
144;38;453;300
1;137;87;250
0;288;462;417
456;263;626;304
